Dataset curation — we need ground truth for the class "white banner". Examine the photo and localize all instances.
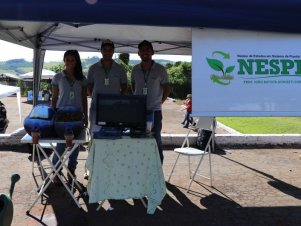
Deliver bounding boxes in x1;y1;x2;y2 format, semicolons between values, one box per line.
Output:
192;28;301;116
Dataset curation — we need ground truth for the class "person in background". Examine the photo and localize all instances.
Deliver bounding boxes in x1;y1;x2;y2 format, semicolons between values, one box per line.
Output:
181;94;193;128
0;101;9;133
51;50;88;185
131;40;171;163
87;39;127;133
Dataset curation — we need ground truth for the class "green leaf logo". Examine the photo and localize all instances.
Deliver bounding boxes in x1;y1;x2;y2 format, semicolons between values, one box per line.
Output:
206;58;224;72
206;51;235;86
225;66;235;74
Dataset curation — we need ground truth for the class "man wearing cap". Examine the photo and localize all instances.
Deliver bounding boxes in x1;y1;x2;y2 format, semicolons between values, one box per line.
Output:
131;40;171;163
87;39;128;132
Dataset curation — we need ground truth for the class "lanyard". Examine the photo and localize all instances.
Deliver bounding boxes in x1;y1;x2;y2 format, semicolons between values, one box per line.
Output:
141;62;153;87
143;70;150;87
66;76;76;89
65;76;76;101
101;60;113;78
103;67;111;78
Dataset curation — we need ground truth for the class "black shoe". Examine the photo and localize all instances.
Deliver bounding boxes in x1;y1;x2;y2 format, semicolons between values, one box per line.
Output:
181;122;185;125
183;125;188;128
67;166;76;182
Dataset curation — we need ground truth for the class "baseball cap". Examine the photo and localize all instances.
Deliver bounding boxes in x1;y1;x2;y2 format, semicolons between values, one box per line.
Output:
138;40;153;51
186;94;192;98
101;39;115;49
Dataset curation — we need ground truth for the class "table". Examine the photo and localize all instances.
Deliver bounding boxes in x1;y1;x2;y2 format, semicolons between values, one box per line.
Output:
21;130;89;213
86;137;166;214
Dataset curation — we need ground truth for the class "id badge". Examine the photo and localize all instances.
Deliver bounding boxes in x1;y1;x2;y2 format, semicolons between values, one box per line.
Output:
69;91;75;100
143;87;148;95
104;78;110;86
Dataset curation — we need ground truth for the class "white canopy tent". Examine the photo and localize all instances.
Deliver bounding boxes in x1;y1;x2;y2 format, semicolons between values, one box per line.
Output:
0;21;192;105
19;69;56;80
1;0;299;108
0;21;191;55
0;84;22;124
1;73;22;81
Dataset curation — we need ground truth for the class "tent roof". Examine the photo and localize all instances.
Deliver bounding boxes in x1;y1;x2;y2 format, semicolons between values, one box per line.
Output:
1;1;301;55
1;73;22;80
0;1;301;33
19;69;56;80
0;84;20;98
0;21;192;55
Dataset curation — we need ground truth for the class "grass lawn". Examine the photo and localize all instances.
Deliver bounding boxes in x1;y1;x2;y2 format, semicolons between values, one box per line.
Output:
175;99;301;134
217;117;301;134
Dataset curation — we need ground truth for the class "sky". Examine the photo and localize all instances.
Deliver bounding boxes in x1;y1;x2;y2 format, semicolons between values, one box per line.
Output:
0;40;191;63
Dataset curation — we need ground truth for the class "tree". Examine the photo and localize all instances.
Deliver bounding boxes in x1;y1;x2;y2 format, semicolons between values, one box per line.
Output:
165;63;173;70
50;64;64;73
118;53;130;65
16;80;28;96
117;53;133;93
167;62;192;99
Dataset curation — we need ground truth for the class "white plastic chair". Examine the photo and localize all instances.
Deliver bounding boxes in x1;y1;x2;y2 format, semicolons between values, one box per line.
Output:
168;116;215;192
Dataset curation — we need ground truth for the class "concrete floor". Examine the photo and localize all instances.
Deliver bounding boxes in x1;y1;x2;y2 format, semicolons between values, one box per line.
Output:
1;96;301;225
0;146;301;226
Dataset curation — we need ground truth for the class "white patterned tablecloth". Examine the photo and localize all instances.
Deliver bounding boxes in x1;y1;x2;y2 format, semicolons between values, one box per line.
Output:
86;137;166;214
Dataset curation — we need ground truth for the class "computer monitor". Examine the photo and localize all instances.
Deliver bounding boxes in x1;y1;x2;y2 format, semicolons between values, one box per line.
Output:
96;94;147;131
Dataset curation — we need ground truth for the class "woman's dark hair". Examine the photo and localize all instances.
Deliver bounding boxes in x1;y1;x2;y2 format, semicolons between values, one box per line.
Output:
63;50;84;80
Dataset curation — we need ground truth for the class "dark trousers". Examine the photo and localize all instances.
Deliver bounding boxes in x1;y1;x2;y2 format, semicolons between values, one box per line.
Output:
184;111;193;127
152;110;163;163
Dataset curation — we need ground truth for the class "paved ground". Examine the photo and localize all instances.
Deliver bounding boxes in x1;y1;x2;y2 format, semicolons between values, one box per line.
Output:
1;96;301;226
1;146;301;226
